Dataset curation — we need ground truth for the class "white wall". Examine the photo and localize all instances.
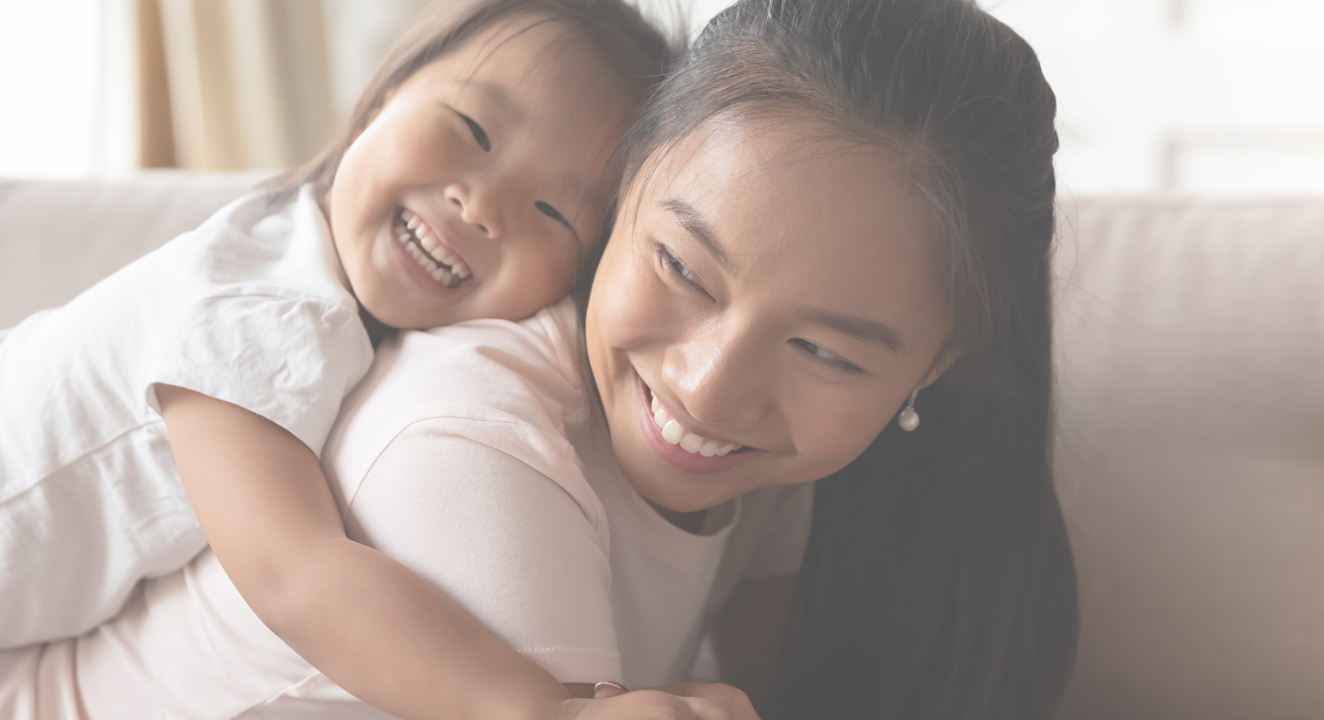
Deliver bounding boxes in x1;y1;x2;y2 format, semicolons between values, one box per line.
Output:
0;0;108;178
987;0;1324;195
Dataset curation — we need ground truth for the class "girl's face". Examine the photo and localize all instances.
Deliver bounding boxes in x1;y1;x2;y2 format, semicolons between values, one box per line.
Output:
329;17;632;329
585;118;955;512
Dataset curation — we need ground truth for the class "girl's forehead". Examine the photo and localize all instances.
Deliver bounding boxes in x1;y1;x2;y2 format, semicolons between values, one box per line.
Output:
443;14;599;78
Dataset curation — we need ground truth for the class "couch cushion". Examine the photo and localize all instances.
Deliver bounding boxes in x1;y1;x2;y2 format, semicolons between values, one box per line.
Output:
0;172;267;328
1052;196;1324;720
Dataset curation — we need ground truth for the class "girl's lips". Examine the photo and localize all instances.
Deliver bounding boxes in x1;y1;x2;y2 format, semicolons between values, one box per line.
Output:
633;373;760;475
385;217;467;296
398;206;474;280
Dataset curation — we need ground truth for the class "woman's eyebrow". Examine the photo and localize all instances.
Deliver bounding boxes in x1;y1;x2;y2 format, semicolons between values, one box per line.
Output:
659;198;735;274
799;307;903;353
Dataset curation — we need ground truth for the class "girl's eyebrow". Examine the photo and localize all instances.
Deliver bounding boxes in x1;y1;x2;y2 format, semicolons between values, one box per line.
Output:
459;79;523;120
659;198;735;274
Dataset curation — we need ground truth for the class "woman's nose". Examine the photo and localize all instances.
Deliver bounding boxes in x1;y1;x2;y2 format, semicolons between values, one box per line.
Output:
664;324;771;430
444;181;502;239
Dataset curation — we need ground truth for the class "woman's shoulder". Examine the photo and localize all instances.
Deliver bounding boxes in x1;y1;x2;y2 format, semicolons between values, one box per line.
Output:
395;297;586;419
322;298;592;510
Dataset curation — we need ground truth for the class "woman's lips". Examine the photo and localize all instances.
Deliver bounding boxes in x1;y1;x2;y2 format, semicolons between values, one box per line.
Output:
648;392;740;457
634;373;759;474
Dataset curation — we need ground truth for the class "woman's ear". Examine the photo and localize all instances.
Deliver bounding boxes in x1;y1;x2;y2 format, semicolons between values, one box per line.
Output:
918;349;959;390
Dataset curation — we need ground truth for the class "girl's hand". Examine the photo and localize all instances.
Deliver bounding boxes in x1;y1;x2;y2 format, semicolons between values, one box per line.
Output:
554;682;760;720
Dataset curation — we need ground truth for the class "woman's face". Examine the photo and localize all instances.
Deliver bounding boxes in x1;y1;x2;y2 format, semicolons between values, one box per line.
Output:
585;118;954;512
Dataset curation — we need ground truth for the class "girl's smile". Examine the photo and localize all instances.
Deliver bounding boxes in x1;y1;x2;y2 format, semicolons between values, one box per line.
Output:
392;207;473;290
328;14;633;330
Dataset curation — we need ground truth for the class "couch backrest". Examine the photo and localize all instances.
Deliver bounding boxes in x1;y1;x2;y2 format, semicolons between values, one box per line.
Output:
0;172;264;328
2;176;1323;718
1052;195;1324;720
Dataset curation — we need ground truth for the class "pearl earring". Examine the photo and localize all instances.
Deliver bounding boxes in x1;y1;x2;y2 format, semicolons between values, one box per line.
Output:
898;389;920;432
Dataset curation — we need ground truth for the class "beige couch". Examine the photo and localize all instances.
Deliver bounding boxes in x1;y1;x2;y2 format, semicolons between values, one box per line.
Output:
1;174;1321;719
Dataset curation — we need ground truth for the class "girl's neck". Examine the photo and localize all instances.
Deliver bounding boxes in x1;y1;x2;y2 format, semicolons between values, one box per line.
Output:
358;305;395;349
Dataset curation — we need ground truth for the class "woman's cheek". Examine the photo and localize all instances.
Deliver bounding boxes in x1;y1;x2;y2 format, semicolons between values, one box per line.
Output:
595;241;671;350
793;386;896;478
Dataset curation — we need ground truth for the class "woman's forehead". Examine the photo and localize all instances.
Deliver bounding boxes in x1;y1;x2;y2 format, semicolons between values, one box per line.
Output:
647;118;929;257
629;115;951;337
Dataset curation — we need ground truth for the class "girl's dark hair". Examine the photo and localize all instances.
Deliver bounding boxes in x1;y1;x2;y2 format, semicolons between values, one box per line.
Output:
267;0;676;203
618;1;1077;718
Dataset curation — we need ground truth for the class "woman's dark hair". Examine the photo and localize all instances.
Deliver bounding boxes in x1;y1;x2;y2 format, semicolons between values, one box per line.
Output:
615;1;1077;718
266;0;676;203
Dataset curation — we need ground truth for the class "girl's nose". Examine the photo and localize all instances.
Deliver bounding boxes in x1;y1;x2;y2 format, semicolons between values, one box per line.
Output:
664;323;771;430
444;181;502;239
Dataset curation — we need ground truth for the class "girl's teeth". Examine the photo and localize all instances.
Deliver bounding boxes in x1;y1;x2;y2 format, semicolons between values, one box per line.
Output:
395;208;472;284
650;393;741;456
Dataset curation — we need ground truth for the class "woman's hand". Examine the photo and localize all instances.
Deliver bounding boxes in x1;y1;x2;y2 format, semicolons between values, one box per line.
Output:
554;682;760;720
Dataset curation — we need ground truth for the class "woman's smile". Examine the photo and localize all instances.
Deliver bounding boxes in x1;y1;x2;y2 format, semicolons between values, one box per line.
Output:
586;116;954;514
635;372;761;474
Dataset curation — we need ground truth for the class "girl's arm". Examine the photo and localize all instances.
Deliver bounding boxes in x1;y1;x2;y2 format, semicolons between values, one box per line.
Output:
157;384;575;720
158;385;745;720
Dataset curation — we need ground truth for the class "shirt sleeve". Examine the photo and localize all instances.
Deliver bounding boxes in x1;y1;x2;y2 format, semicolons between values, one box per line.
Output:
339;410;622;685
742;483;815;578
144;291;371;457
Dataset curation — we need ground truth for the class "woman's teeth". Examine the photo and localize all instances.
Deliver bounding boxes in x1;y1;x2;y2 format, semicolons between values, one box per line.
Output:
650;393;738;457
395;208;471;288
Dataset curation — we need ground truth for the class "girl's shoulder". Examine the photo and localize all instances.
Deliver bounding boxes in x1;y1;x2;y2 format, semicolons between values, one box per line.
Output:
162;185;353;307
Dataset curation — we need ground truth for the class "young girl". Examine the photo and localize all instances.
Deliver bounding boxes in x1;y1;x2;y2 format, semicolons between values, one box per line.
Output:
0;0;708;718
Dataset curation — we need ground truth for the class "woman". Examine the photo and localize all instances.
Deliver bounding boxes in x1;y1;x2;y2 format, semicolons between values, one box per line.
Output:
0;1;1076;718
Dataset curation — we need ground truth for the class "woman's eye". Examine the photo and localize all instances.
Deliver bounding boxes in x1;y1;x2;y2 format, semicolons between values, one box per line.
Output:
535;201;565;223
790;339;864;374
458;113;490;151
655;243;709;297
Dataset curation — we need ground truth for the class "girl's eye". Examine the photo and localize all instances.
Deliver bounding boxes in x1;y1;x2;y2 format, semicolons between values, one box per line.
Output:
790;339;865;374
654;242;710;298
458;113;490;152
535;201;565;223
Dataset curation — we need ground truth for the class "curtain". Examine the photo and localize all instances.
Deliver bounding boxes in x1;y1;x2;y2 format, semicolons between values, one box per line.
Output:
151;0;335;170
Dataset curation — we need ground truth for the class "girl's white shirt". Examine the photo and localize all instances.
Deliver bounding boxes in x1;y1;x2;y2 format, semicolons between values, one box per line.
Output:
0;186;374;647
0;297;813;719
